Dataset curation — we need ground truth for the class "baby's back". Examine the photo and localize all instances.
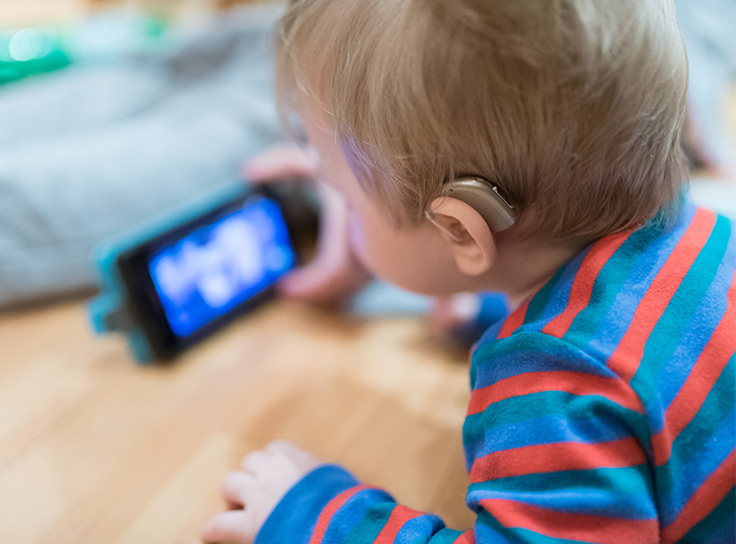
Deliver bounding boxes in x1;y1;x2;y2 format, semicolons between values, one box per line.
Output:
470;199;734;542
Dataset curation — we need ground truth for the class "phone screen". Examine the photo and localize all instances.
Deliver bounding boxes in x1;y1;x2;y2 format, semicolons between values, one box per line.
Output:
147;195;295;338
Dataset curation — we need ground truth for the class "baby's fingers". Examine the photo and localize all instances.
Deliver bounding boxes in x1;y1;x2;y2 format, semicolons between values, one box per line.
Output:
222;471;252;509
201;510;257;544
242;450;270;473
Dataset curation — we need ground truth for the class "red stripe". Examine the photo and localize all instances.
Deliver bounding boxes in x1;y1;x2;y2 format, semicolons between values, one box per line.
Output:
309;485;371;544
470;437;646;483
661;449;736;543
652;270;736;466
542;228;634;339
606;209;717;382
467;370;643;416
497;299;529;339
374;505;423;543
453;531;475;543
479;498;658;544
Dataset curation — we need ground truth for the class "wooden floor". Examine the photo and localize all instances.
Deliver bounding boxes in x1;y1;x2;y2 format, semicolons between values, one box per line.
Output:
0;298;476;543
0;1;473;540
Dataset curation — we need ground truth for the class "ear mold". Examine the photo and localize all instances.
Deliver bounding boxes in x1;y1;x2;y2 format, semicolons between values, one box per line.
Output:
440;177;517;232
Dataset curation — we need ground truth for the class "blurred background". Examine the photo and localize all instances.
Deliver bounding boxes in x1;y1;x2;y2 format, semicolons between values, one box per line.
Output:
2;0;248;26
0;0;289;309
0;0;734;310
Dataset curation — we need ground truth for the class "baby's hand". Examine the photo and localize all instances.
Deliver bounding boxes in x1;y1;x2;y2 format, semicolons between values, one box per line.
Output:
428;294;483;341
201;441;321;544
244;145;371;308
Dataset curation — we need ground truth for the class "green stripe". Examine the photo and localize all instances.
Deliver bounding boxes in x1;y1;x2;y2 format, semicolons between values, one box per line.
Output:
476;509;586;544
463;391;647;441
468;466;654;521
523;265;566;324
561;216;676;348
470;331;606;391
631;215;731;401
655;355;735;499
413;529;465;544
472;329;574;365
468;465;652;495
345;502;396;544
680;486;735;543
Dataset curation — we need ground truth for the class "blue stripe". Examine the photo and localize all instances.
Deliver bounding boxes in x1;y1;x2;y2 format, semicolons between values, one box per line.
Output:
474;509;585;544
463;391;648;470
681;488;736;542
648;226;736;431
476;412;638;454
468;467;656;519
473;240;588;350
414;530;467;544
659;388;736;524
532;203;688;337
471;334;617;391
522;249;587;330
327;488;397;543
631;215;731;405
568;203;698;363
394;513;445;544
255;464;361;544
682;487;736;544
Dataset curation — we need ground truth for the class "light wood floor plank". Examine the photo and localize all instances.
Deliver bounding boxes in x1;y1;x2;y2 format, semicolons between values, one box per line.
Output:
0;300;475;543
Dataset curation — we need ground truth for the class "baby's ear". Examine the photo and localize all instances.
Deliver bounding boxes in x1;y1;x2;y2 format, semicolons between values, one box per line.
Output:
426;197;496;276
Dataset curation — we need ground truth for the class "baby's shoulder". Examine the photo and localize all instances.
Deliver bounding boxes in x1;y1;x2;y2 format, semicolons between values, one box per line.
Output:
469;327;618;391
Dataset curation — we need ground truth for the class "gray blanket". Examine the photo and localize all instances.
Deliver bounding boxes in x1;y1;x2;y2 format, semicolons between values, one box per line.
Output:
0;3;284;308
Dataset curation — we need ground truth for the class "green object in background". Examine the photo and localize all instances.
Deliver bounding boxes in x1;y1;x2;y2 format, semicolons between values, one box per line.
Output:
0;28;71;85
66;12;169;64
0;12;170;86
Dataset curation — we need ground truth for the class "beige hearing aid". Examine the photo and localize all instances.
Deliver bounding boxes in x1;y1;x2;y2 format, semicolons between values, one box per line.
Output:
429;176;517;233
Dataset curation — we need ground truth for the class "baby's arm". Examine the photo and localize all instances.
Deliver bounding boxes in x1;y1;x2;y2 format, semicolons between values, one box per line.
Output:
203;331;665;544
201;441;320;543
202;448;464;544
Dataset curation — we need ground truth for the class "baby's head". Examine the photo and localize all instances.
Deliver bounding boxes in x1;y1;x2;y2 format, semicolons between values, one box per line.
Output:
274;0;689;295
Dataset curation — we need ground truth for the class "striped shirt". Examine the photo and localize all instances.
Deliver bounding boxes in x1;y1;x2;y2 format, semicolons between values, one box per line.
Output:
256;200;736;544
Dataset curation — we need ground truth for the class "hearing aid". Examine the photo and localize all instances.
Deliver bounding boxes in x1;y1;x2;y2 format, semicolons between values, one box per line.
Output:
426;176;518;236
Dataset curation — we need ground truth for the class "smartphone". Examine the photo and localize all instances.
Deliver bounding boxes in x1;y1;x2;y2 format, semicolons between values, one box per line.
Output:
88;182;317;363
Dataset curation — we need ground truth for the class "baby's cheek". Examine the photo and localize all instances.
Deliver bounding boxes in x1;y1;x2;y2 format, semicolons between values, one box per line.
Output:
346;205;416;287
347;211;370;266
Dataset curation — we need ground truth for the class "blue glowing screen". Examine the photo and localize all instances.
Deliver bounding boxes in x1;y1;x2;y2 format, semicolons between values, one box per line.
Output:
148;196;295;338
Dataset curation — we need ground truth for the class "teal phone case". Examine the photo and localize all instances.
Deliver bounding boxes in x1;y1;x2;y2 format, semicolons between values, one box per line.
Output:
87;182;250;364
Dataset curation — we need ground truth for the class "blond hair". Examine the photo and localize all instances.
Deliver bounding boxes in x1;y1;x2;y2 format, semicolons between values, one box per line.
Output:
276;0;689;242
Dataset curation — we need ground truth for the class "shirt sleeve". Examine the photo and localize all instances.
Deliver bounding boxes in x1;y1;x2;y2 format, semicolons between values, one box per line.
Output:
255;331;660;544
465;331;660;543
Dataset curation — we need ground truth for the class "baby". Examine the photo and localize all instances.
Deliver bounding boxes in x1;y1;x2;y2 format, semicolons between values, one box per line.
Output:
202;1;736;542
